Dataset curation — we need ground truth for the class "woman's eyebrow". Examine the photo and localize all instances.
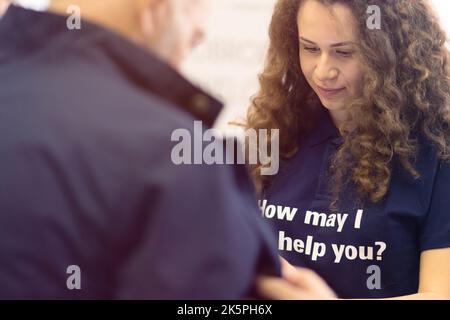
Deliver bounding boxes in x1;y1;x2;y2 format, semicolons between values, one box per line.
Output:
330;41;356;48
299;37;316;45
299;37;355;47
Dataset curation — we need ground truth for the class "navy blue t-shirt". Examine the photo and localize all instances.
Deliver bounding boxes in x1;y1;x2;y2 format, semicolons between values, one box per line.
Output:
263;106;450;298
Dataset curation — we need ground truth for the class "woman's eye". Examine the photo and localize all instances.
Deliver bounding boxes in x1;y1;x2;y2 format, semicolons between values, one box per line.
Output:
336;50;353;57
303;46;320;53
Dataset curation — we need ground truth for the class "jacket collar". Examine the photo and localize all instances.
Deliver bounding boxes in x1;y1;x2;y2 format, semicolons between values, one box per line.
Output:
0;5;222;127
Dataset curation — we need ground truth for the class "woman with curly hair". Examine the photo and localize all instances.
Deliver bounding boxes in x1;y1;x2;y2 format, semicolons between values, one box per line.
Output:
249;0;450;299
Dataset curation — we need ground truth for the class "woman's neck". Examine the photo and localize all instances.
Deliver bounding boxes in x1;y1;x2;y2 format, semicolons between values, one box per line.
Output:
328;109;350;134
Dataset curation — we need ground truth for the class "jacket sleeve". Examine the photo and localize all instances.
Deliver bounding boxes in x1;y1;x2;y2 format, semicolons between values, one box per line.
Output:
112;132;280;299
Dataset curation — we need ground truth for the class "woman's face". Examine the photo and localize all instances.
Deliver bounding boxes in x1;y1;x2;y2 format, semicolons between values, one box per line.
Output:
297;0;364;126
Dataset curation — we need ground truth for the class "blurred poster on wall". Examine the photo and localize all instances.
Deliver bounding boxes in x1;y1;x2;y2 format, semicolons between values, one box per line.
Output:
182;0;275;131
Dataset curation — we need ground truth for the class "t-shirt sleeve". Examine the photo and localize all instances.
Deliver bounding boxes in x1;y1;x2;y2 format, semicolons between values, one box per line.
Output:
113;137;280;299
420;160;450;252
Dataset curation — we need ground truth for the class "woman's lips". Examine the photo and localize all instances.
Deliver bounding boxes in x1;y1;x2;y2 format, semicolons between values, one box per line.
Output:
316;85;346;99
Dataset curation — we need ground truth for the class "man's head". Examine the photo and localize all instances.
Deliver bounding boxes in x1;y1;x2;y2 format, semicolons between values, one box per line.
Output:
49;0;209;69
136;0;208;68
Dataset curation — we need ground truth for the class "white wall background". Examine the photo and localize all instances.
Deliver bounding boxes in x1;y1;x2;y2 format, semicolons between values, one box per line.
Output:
12;0;48;10
431;0;450;34
182;0;275;131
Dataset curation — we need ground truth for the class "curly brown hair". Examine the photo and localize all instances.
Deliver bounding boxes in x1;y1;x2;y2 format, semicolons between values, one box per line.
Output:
246;0;450;207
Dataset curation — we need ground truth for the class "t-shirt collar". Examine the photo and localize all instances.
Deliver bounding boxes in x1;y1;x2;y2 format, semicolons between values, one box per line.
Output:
306;105;343;148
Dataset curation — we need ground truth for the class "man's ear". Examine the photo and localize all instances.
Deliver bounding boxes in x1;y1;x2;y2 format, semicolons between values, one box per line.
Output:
138;0;170;40
0;0;10;17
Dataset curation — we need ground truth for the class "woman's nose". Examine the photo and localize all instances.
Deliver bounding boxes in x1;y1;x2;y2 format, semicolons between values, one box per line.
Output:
314;54;338;82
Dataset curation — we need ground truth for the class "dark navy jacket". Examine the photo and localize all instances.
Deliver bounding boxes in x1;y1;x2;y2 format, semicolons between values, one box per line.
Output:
0;6;279;299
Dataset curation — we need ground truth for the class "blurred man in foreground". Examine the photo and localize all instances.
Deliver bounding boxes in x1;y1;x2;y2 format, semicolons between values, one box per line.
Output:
0;0;336;299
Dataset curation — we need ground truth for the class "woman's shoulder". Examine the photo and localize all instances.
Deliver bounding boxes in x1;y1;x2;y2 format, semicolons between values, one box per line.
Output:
397;131;450;187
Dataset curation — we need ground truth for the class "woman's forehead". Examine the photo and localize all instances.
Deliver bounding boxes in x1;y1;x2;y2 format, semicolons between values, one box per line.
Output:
297;0;358;44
